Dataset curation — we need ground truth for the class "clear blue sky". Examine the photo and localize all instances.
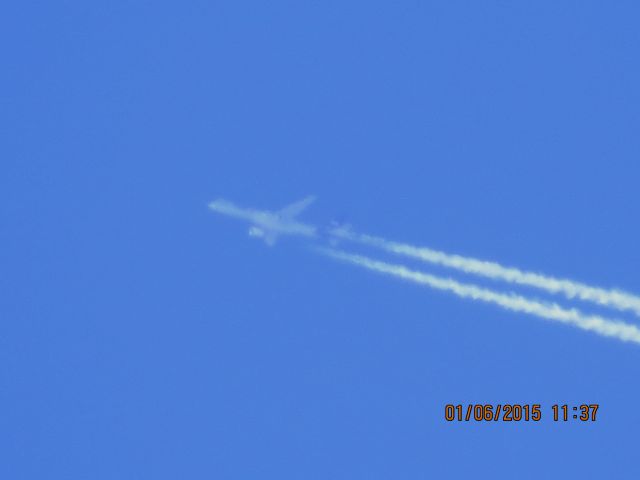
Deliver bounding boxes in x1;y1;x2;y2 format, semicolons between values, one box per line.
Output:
3;1;640;478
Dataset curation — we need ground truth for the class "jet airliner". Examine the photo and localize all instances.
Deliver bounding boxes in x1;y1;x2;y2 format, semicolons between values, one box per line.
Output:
208;196;316;246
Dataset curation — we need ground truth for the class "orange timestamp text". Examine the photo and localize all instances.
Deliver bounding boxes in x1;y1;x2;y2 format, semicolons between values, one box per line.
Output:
444;404;599;422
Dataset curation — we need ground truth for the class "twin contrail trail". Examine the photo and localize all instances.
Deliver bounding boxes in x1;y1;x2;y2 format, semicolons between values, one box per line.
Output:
318;247;640;345
331;228;640;318
208;197;640;345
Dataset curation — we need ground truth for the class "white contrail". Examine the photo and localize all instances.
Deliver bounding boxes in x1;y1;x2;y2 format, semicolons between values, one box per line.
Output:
317;247;640;345
330;228;640;318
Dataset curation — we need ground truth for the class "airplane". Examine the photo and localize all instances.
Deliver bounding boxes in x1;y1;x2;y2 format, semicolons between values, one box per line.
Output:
326;221;354;246
208;196;317;246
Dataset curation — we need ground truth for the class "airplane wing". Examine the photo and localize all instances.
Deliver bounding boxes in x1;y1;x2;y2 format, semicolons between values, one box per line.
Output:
278;195;316;219
264;231;278;246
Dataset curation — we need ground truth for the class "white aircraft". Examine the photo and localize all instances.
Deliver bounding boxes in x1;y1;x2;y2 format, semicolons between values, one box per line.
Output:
327;221;354;246
208;196;317;246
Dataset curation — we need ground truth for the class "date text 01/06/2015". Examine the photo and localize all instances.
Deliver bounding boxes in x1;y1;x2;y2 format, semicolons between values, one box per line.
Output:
444;404;599;422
